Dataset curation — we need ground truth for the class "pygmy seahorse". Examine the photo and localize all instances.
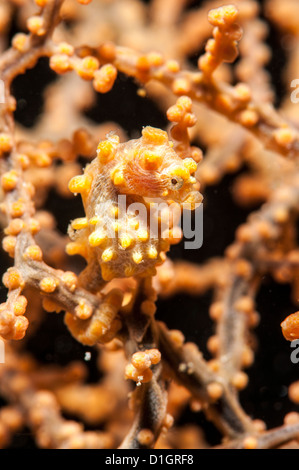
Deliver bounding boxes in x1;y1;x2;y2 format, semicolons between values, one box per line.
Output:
67;126;202;285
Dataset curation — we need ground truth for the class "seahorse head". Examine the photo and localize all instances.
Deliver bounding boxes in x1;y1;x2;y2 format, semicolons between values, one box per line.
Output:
108;126;202;209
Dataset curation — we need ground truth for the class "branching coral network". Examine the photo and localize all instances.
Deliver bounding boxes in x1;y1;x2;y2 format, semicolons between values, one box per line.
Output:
1;0;299;450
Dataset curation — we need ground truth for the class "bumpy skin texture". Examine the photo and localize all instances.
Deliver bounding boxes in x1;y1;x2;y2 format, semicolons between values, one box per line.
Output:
67;126;202;282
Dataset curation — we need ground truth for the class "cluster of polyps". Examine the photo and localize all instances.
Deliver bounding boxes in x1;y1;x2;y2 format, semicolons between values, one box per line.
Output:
67;126;202;281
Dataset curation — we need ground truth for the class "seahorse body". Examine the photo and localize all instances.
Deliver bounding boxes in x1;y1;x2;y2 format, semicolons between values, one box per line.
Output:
67;126;202;281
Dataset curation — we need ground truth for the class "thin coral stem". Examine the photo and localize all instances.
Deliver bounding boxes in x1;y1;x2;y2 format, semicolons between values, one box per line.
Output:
0;0;63;80
217;421;299;449
157;321;255;438
217;275;254;381
154;258;230;297
118;365;167;449
119;278;167;449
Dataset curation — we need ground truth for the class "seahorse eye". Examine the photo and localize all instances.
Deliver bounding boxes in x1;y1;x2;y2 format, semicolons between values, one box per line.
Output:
170;176;184;190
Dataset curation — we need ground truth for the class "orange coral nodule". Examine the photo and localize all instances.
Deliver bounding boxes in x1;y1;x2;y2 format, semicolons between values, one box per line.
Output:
57;42;74;57
13;296;28;316
141;126;168;145
199;4;242;76
125;364;153;384
88;230;107;247
39;277;58;293
68;174;92;194
208;5;239;28
71;217;88;230
61;271;78;292
75;299;93;320
23;245;43;261
96;137;118;163
167;96;194;123
28;218;41;235
136;55;151;72
65;242;87;258
11;200;25;218
273;127;296;148
16;153;30;170
2;236;16;257
281;311;299;341
172;78;191;96
12;33;29;52
1;171;18;192
12;316;29;340
42;297;62;313
2;269;24;291
49;54;72;74
93;64;117;94
137;429;154;446
243;436;258;450
26;16;45;36
131;351;152;371
34;0;49;6
207;382;223;401
146;348;161;364
0;133;13;155
5;219;25;236
126;348;161;385
76;56;100;80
